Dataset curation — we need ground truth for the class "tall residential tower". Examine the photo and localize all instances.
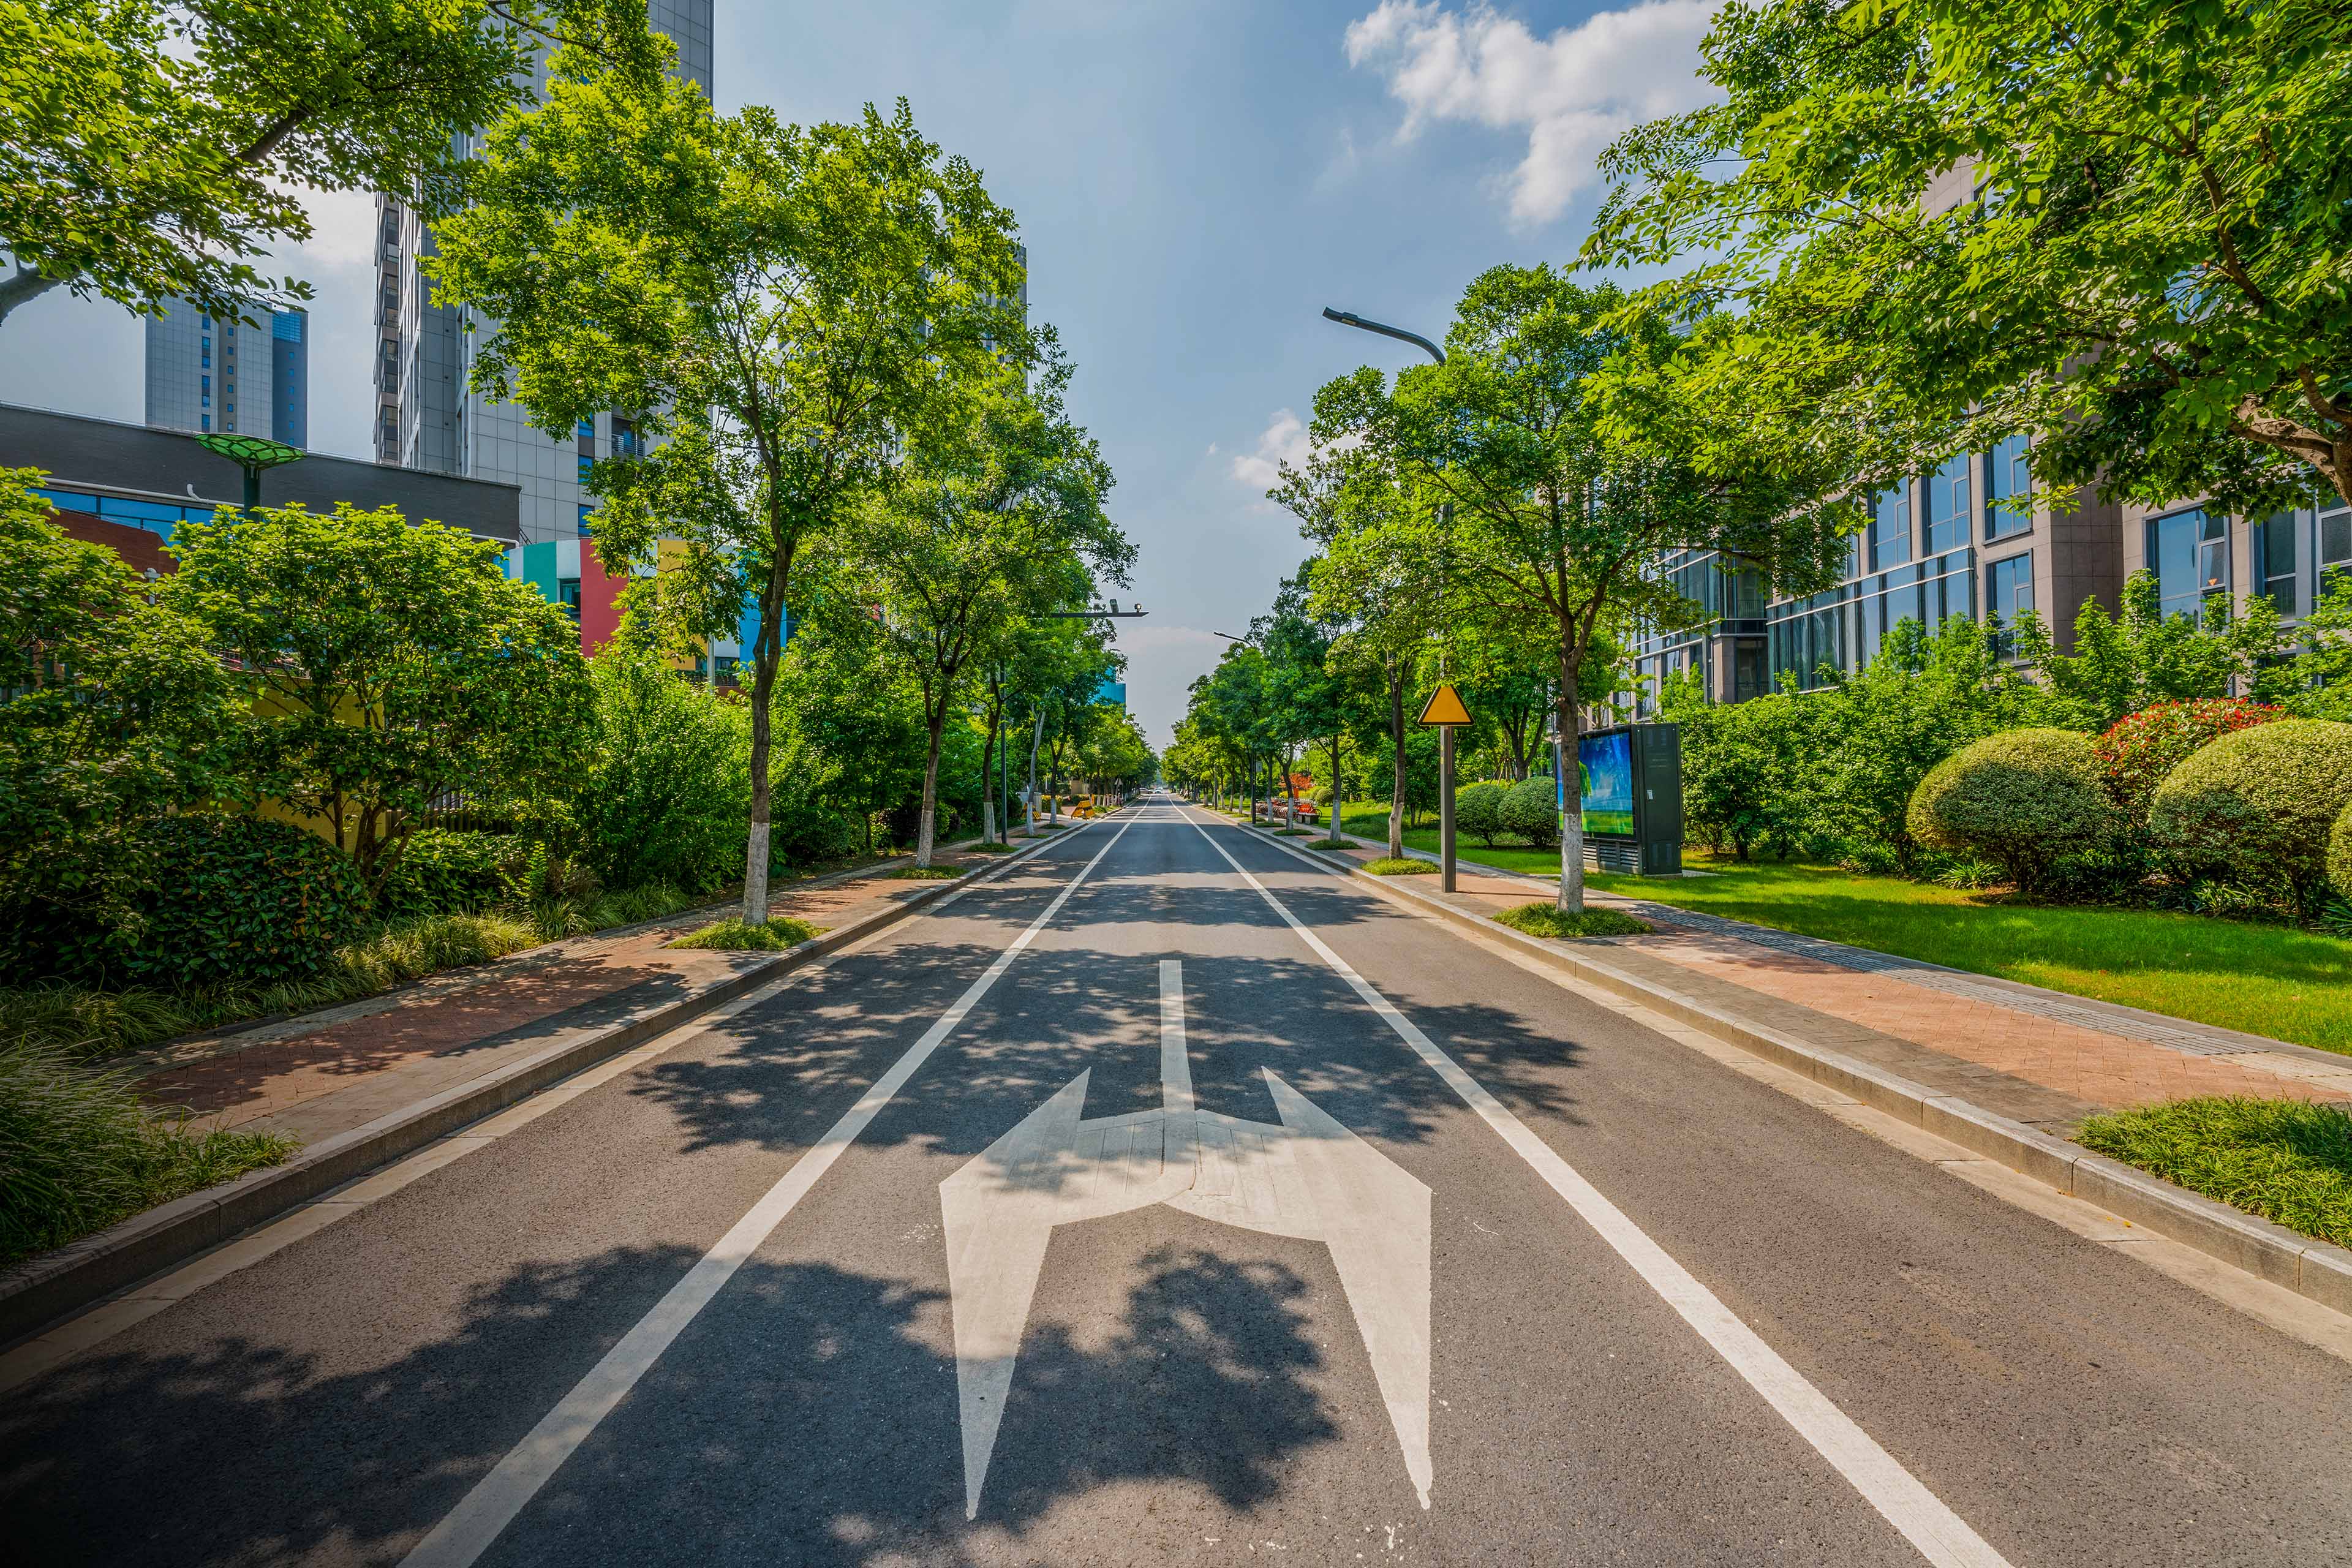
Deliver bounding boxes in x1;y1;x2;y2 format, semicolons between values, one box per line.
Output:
373;1;713;543
144;300;307;445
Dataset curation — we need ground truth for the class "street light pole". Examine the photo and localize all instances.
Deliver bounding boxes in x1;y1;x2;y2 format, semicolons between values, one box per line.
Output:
1321;306;1456;889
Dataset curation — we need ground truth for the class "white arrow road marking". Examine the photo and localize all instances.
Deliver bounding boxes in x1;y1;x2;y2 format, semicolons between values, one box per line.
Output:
1186;814;2016;1568
400;818;1136;1568
940;960;1433;1520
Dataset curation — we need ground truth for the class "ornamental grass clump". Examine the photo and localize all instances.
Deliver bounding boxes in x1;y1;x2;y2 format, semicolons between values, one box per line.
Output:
1907;728;2113;894
668;916;821;951
1363;857;1438;876
0;1039;298;1266
1494;903;1649;940
2149;720;2352;915
2075;1096;2352;1250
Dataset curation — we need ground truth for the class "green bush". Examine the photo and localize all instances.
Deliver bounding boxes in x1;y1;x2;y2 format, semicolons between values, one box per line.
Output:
1907;728;2113;894
2331;800;2352;903
378;829;523;918
573;649;753;892
1500;775;1561;849
1455;781;1509;847
2075;1096;2352;1250
1311;785;1335;807
2149;720;2352;911
123;815;369;990
0;1039;298;1265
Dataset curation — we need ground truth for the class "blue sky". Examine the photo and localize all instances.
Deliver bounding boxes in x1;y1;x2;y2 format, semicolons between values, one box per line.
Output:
2;0;1719;747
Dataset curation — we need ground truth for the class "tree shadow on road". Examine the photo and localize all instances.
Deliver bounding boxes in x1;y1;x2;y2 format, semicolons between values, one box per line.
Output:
1;1238;1351;1568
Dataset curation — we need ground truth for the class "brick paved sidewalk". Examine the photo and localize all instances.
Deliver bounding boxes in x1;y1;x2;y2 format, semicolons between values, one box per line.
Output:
130;843;1014;1146
1304;828;2352;1134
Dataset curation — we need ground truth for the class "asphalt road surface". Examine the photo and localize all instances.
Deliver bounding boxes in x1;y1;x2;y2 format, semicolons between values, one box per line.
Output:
9;797;2352;1566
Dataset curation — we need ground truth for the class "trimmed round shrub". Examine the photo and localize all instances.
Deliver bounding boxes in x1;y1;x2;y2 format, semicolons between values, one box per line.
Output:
2150;720;2352;908
1500;775;1560;850
379;830;524;918
1907;728;2113;893
1454;780;1509;847
2095;699;2285;824
1310;785;1335;807
2332;801;2352;903
101;815;371;990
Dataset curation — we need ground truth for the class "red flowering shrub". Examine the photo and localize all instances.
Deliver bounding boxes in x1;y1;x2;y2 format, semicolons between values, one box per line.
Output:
2095;699;2286;823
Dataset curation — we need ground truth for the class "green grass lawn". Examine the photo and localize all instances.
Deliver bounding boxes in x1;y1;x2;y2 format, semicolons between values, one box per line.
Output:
1335;809;2352;1054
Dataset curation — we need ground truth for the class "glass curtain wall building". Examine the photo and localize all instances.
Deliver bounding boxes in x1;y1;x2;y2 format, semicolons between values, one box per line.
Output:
144;299;307;444
374;1;713;544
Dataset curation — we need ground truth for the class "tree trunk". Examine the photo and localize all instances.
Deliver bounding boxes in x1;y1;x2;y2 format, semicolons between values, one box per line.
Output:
1325;728;1344;843
741;570;786;925
914;701;947;869
1556;650;1586;914
1385;661;1407;860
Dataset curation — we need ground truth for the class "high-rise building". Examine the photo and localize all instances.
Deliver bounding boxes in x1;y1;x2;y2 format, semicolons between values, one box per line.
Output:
144;300;307;445
375;1;713;543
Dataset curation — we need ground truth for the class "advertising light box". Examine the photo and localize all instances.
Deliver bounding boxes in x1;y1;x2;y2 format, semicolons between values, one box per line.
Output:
1571;722;1683;876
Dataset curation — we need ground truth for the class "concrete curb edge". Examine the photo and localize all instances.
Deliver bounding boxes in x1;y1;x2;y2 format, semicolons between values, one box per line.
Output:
1231;817;2352;1321
0;829;1073;1348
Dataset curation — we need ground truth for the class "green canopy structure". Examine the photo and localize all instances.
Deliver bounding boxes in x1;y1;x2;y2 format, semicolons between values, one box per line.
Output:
196;431;304;511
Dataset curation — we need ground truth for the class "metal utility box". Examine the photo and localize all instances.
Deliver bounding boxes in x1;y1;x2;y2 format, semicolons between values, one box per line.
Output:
1573;723;1683;876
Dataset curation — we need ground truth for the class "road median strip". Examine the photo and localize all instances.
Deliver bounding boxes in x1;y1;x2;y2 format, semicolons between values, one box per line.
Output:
0;831;1070;1351
1232;815;2352;1321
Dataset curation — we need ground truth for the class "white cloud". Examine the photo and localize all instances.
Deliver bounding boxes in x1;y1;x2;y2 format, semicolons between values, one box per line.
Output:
1228;408;1311;495
1343;0;1721;225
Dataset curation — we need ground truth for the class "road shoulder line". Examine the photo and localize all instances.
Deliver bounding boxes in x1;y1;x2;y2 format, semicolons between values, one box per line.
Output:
1185;814;2012;1567
1219;812;2352;1323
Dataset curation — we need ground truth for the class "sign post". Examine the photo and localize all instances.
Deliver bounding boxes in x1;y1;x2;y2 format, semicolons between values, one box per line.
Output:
1417;682;1474;892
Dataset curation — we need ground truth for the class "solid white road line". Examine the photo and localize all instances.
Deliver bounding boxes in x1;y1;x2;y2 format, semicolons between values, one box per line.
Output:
400;817;1137;1568
1185;813;2014;1568
1159;959;1193;1116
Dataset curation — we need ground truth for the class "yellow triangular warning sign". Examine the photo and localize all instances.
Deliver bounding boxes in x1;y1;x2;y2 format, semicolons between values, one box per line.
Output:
1417;682;1472;726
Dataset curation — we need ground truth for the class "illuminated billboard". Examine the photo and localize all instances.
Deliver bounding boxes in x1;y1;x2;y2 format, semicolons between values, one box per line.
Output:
1578;729;1636;837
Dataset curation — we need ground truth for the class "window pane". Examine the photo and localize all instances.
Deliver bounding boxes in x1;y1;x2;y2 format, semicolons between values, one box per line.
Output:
1985;435;2031;540
2321;508;2351;571
2150;510;2204;619
1872;485;1912;570
1926;453;1970;553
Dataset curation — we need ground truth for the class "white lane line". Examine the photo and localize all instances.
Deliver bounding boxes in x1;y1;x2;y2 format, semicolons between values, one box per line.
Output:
401;817;1137;1568
1185;813;2013;1568
1159;959;1193;1116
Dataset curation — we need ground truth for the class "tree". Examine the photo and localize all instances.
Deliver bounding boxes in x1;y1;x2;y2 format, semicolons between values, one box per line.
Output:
573;644;751;892
1281;467;1448;858
846;355;1127;865
1297;266;1850;911
428;50;1028;924
0;0;661;326
162;503;592;895
2015;570;2290;729
1585;0;2352;514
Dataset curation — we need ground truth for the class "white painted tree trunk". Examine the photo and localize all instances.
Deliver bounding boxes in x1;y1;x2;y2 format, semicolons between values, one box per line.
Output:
742;822;771;925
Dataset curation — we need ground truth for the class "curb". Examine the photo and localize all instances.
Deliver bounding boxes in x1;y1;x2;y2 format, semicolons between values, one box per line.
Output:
0;830;1071;1349
1233;820;2352;1321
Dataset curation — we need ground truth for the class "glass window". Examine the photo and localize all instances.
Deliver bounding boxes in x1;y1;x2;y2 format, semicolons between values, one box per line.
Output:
576;417;595;440
2149;508;2226;620
557;578;581;621
1925;453;1970;554
1986;552;2032;654
31;486;99;514
1871;484;1912;570
578;504;594;538
1985;435;2030;540
2255;512;2299;615
2321;501;2352;586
